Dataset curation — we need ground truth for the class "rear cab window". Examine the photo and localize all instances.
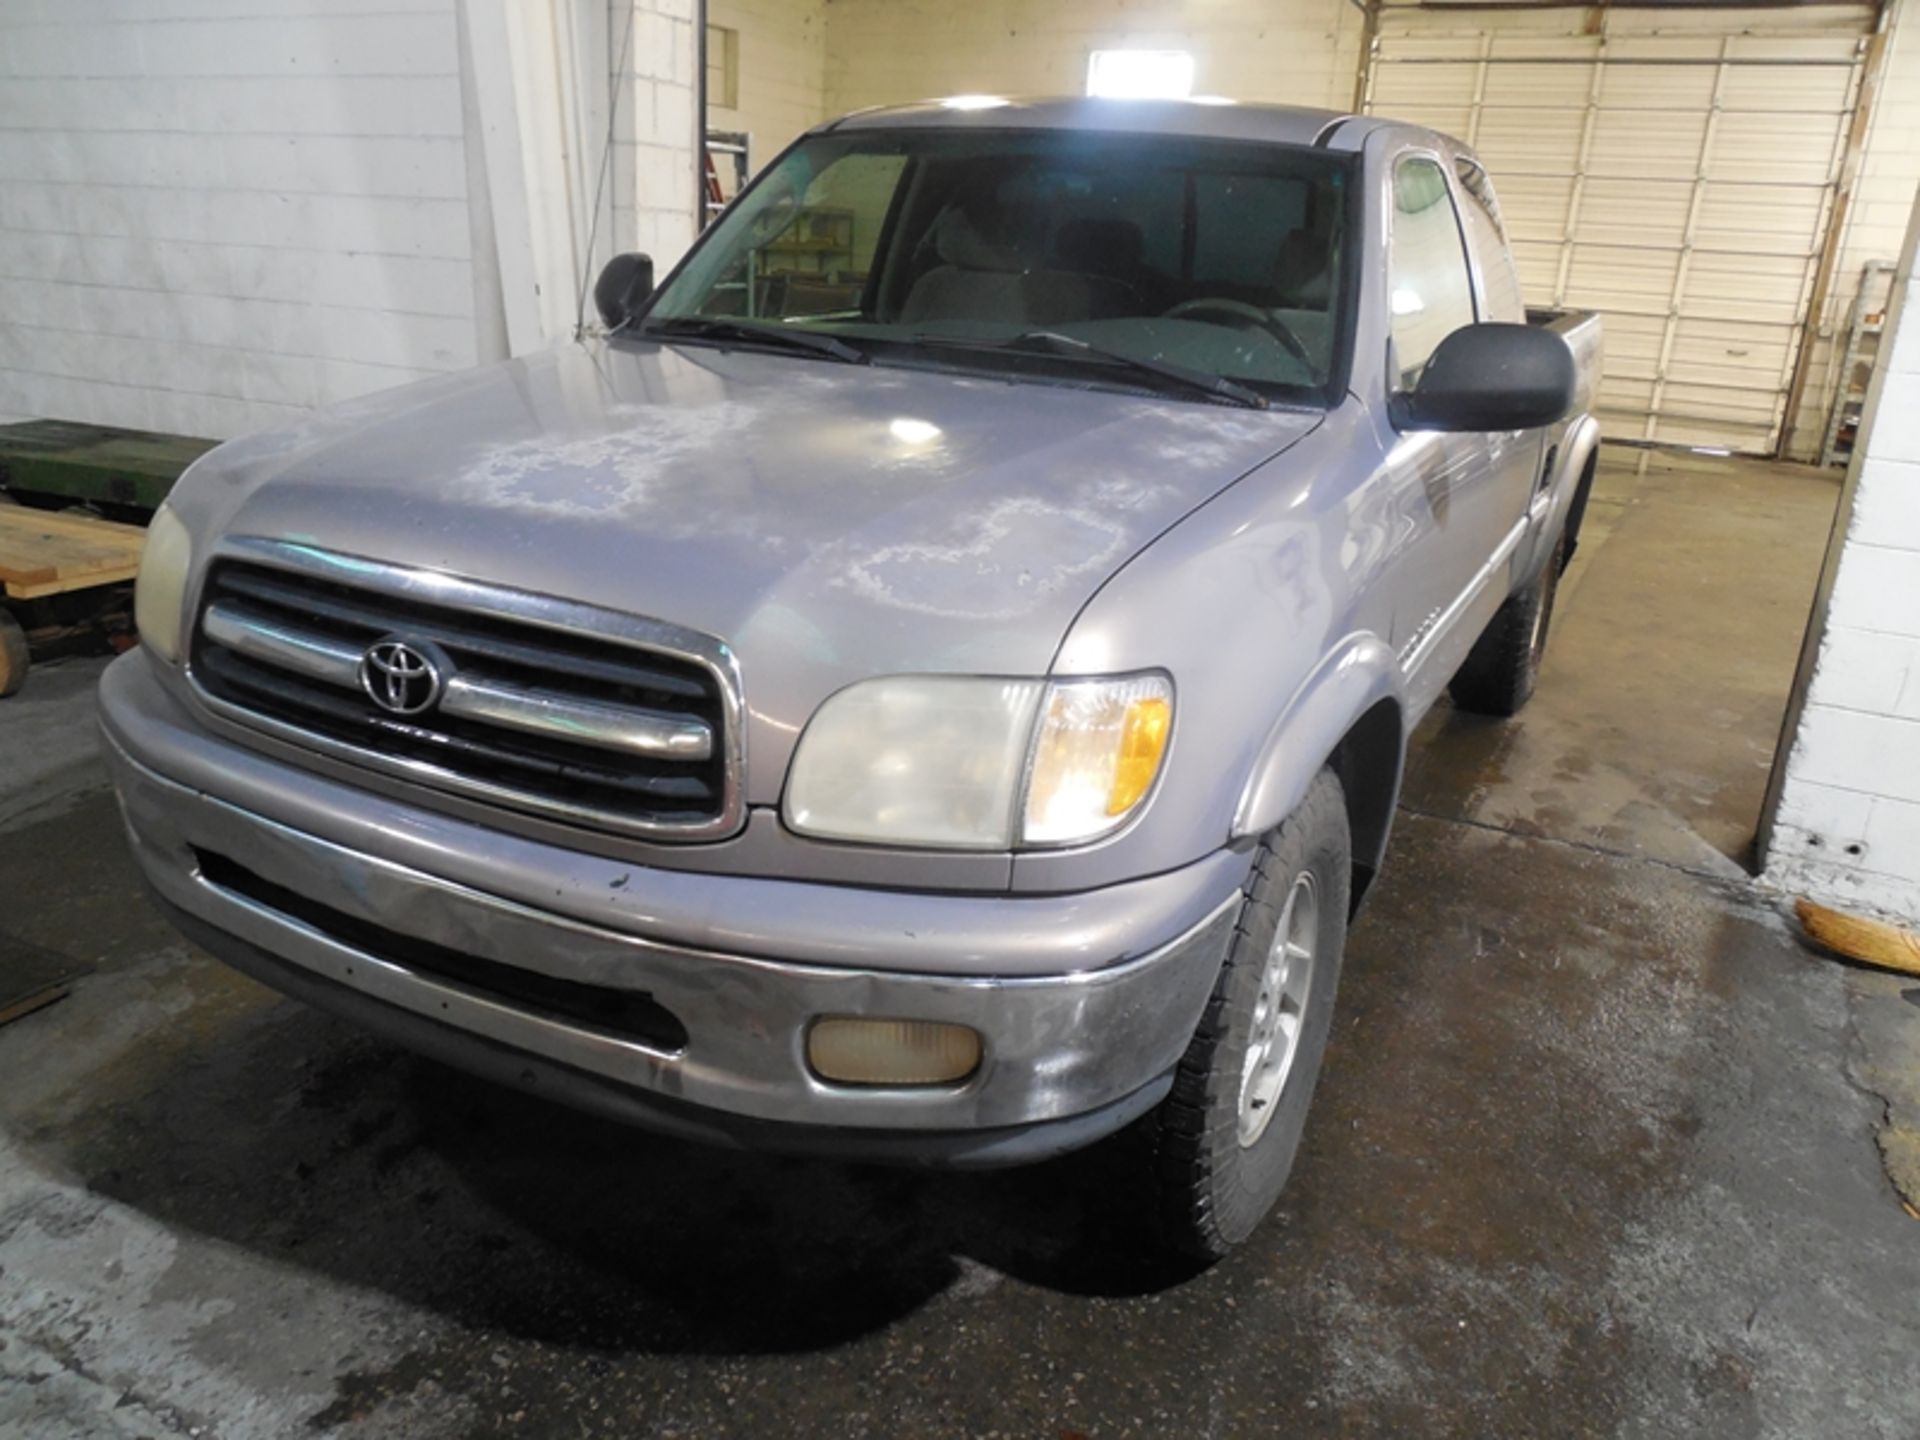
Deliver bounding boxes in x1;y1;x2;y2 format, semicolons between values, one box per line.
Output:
1453;157;1524;324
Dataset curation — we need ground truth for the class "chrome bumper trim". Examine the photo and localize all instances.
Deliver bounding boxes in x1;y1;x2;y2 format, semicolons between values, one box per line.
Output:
107;732;1238;1134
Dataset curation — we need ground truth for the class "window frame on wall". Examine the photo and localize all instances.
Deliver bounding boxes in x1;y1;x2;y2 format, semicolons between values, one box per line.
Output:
705;23;739;112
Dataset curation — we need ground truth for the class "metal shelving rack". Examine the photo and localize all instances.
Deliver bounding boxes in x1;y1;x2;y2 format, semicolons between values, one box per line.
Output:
704;129;749;227
1821;260;1895;469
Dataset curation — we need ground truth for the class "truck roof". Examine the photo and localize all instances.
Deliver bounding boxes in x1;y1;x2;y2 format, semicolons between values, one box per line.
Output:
817;96;1392;151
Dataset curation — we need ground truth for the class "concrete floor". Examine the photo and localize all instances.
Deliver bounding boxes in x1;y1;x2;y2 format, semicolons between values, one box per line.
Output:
5;453;1919;1439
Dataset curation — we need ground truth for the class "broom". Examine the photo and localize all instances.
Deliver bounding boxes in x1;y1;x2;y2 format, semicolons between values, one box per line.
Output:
1794;897;1920;978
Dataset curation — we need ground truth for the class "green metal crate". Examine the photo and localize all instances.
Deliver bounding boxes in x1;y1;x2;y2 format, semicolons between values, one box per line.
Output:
0;420;217;512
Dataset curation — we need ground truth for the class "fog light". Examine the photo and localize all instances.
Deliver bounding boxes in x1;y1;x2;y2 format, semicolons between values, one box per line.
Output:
807;1017;982;1086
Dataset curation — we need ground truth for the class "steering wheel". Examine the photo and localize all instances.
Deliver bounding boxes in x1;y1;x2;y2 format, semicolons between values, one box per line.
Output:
1161;298;1315;374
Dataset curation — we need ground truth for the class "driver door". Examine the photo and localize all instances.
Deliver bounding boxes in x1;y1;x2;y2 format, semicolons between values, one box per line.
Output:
1379;151;1533;712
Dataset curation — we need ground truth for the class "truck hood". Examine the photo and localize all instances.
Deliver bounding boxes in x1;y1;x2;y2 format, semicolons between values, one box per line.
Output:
178;340;1321;800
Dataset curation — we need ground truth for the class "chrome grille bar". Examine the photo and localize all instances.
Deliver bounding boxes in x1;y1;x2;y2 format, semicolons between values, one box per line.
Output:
187;541;742;841
202;601;714;763
204;602;359;686
440;674;711;761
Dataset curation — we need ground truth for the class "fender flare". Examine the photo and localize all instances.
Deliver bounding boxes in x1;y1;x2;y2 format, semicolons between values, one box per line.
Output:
1512;413;1603;588
1554;413;1604;563
1231;632;1407;881
1543;414;1605;568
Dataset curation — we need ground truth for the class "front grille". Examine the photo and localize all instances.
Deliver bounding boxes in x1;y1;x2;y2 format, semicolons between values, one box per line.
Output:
189;546;739;839
195;849;690;1053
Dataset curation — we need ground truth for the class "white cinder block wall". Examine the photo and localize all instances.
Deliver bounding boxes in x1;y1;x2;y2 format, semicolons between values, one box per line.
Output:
821;0;1366;117
1766;189;1920;923
707;0;826;171
612;0;701;269
0;1;480;439
0;0;698;443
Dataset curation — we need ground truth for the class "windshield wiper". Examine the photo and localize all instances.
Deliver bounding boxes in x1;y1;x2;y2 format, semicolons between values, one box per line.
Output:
914;330;1267;410
640;315;869;365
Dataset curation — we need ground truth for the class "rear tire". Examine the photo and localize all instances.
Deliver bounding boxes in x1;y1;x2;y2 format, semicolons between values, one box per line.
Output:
1448;535;1564;718
0;611;29;698
1139;767;1351;1262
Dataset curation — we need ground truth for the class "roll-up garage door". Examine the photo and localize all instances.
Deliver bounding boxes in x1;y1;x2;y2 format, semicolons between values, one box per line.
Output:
1365;2;1876;454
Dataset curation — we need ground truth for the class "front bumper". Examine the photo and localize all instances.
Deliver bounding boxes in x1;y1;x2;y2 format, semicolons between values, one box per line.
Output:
99;651;1247;1165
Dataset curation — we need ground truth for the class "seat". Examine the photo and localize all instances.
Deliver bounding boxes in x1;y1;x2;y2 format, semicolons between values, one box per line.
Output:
1052;219;1152;315
1273;225;1333;310
900;205;1101;328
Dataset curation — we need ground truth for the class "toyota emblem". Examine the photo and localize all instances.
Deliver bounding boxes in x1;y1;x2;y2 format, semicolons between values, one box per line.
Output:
358;637;447;716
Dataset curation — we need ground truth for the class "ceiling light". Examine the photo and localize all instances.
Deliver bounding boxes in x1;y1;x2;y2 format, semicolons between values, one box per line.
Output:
1087;50;1195;99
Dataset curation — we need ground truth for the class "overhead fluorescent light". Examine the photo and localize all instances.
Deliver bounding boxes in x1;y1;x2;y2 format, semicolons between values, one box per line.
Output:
1086;50;1195;100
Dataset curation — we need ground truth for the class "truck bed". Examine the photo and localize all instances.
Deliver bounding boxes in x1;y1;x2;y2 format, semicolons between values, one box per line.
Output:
1528;306;1604;426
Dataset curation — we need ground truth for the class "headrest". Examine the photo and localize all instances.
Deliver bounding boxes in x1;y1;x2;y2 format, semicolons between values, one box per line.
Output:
1054;218;1145;276
932;205;1029;273
1274;228;1332;307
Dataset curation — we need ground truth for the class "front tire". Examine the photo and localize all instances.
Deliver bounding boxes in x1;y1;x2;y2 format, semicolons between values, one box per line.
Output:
1139;767;1351;1261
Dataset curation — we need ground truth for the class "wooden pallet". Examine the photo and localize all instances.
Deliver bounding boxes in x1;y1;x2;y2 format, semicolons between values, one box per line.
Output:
0;505;147;600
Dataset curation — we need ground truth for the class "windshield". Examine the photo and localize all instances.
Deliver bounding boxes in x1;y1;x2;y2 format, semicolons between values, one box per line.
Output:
642;128;1355;404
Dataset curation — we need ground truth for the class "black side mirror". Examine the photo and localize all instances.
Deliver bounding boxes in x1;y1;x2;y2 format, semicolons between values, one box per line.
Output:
593;252;655;331
1391;322;1575;432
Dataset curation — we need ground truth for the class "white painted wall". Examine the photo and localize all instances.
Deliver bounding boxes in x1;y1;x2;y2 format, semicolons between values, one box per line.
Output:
821;0;1366;117
0;0;479;439
1766;187;1920;923
1789;0;1920;459
708;0;826;172
0;0;698;442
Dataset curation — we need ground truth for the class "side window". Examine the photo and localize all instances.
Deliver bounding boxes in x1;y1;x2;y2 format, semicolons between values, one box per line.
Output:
1453;159;1505;239
1454;158;1524;323
1388;156;1477;388
746;152;907;317
800;153;906;276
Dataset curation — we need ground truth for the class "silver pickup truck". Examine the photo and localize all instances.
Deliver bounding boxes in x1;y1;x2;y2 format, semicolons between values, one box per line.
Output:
102;97;1600;1258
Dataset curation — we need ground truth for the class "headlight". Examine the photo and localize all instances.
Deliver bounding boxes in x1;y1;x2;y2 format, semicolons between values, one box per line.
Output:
785;676;1044;847
783;672;1172;850
1022;673;1173;845
133;503;193;664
